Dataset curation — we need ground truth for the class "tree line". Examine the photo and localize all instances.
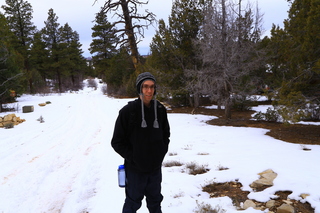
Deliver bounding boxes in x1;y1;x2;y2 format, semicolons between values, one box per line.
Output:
1;0;319;122
0;0;90;112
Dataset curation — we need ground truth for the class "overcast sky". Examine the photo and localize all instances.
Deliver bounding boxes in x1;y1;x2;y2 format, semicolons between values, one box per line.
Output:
0;0;290;57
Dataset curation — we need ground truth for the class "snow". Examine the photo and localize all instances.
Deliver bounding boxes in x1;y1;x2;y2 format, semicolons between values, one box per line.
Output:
1;79;320;213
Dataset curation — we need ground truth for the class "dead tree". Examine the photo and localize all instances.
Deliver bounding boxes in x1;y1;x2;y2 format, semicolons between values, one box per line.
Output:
192;0;264;119
95;0;156;69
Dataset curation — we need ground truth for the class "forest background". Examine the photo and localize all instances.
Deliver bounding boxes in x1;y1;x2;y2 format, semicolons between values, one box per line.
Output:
1;0;320;123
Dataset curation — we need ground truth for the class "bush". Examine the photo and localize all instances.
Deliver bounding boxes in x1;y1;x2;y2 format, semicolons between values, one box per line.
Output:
87;79;98;90
301;104;320;121
253;107;280;122
101;85;108;95
274;91;310;124
232;95;253;111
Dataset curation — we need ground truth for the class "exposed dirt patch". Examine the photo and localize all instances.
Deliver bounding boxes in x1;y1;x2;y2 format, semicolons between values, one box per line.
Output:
168;106;320;145
203;182;314;212
203;181;250;208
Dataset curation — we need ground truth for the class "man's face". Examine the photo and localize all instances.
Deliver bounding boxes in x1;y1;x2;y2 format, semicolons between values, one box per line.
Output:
141;80;155;104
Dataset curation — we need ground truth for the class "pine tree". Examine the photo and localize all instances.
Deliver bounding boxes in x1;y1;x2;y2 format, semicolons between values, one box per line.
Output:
168;0;203;68
29;31;50;88
148;0;204;106
42;8;63;92
148;19;175;74
2;0;36;93
89;11;118;79
28;31;49;93
58;25;86;90
0;14;24;112
106;48;135;95
1;0;35;53
42;8;60;50
266;0;320;122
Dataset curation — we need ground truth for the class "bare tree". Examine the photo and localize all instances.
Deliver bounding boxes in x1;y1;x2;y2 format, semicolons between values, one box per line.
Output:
95;0;156;69
188;0;264;119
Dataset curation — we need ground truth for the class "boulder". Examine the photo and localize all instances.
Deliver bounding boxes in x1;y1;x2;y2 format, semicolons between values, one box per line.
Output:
300;193;310;199
250;169;277;189
266;200;276;208
243;200;256;210
23;105;34;113
3;114;14;121
0;114;25;128
277;203;295;213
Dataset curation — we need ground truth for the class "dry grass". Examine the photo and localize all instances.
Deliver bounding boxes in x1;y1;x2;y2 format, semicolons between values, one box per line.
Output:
198;152;209;155
216;164;229;171
163;160;183;167
186;162;209;175
168;152;178;156
194;201;226;213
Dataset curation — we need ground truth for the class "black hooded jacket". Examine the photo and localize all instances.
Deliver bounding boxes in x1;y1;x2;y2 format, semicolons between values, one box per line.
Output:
111;98;170;173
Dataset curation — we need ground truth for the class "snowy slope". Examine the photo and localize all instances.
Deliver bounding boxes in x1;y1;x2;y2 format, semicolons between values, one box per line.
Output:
0;79;319;213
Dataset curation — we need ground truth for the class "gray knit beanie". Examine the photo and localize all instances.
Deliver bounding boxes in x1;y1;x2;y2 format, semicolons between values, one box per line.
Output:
136;72;156;95
135;72;159;128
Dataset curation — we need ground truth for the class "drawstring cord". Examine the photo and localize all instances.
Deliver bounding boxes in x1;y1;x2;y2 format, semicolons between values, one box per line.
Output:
140;96;147;128
153;97;159;128
140;91;159;128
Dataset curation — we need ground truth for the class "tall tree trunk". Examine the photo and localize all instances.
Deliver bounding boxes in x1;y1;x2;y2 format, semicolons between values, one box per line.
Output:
57;69;62;93
225;97;232;119
120;0;140;69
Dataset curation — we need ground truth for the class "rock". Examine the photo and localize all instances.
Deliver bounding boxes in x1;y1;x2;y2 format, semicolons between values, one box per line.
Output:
258;169;274;175
243;199;256;210
0;114;25;128
3;114;15;122
22;105;34;113
283;200;293;205
300;193;310;199
277;204;295;213
250;169;277;189
261;172;277;181
266;200;276;208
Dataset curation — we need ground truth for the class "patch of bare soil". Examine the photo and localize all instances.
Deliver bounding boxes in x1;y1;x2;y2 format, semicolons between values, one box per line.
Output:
168;106;319;212
203;182;314;212
168;106;320;145
203;181;250;208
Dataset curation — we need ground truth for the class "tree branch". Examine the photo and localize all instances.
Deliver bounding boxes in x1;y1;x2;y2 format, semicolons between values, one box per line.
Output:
0;73;24;87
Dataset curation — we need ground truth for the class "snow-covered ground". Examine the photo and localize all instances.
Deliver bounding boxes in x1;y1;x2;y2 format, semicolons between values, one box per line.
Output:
1;79;319;213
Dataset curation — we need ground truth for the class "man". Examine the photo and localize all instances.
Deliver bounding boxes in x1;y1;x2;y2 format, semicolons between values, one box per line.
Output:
111;72;171;213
